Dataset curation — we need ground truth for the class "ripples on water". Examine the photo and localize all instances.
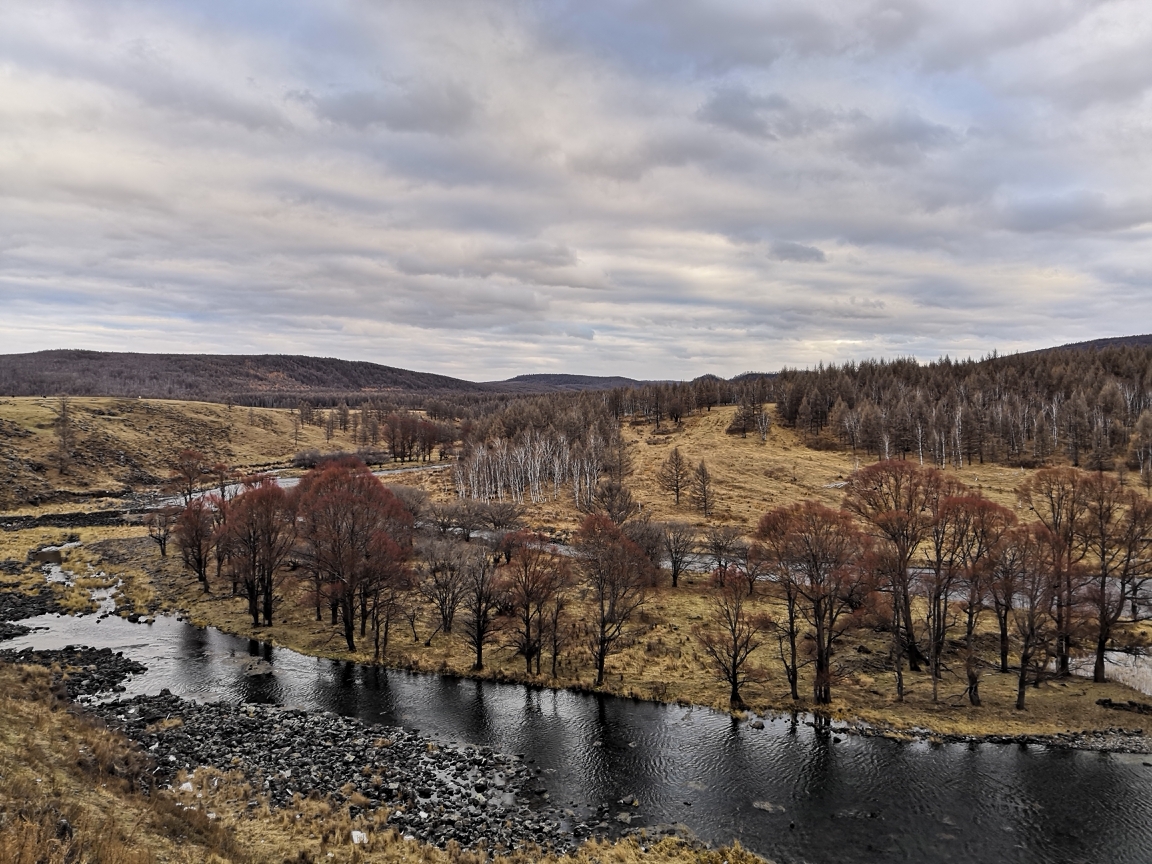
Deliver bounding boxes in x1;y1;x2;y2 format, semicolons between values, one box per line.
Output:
9;612;1152;864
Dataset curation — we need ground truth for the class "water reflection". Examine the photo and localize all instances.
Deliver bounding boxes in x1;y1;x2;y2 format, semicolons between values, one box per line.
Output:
6;611;1152;864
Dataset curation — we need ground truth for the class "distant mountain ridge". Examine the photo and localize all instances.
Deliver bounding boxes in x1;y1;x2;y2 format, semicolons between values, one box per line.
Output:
0;350;650;402
489;373;646;392
1042;334;1152;353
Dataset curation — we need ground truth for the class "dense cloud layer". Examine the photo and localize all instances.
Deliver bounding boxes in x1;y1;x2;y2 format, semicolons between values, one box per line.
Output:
1;0;1150;378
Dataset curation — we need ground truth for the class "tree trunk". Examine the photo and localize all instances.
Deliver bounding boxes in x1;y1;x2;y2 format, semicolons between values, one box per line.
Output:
1016;646;1030;710
966;653;981;706
1094;636;1108;683
342;597;356;652
998;611;1010;673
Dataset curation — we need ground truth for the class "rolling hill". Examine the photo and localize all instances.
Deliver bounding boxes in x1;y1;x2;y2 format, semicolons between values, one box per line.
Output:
0;351;648;403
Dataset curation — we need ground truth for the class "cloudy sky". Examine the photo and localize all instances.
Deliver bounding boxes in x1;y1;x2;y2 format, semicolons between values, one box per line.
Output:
2;1;1151;380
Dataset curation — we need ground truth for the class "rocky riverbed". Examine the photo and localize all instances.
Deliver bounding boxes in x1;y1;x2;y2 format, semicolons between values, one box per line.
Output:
0;583;63;622
88;692;590;851
0;643;679;853
0;645;147;697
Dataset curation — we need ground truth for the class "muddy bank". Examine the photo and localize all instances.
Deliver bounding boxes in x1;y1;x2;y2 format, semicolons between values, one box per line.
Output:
836;717;1152;754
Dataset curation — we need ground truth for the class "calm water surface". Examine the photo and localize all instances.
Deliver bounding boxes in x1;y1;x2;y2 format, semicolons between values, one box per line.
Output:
9;611;1152;864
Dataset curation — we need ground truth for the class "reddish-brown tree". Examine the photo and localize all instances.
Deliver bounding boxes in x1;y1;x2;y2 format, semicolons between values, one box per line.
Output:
575;515;656;687
756;501;865;704
1016;467;1088;675
845;460;942;672
169;449;209;505
501;531;570;676
175;498;215;592
296;460;412;651
1080;475;1152;682
1009;524;1059;710
227;477;297;627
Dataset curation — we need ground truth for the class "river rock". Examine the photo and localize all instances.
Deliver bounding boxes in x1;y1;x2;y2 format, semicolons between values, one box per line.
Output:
0;645;146;697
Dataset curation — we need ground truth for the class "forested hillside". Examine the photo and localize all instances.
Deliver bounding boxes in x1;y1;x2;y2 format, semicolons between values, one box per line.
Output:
0;351;647;405
770;344;1152;478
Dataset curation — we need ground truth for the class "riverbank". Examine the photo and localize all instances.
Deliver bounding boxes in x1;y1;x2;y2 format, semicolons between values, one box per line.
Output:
109;531;1152;753
0;651;761;864
7;520;1152;753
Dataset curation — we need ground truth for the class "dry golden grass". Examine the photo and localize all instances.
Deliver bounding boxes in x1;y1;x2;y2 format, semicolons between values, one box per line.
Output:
0;662;766;864
0;396;375;509
624;405;1041;530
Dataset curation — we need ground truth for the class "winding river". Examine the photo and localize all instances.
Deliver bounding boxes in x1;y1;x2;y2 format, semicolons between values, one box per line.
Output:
8;610;1152;864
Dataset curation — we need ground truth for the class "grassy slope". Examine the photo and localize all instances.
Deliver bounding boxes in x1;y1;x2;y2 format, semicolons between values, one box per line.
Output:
0;396;374;509
0;665;757;864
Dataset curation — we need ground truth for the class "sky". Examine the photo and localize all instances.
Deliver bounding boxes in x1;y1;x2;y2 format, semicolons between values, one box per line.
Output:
1;0;1151;381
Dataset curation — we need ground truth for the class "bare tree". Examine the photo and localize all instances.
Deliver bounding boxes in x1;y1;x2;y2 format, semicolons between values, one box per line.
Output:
295;461;411;649
419;540;469;639
169;449;209;506
576;515;655;687
461;548;503;670
622;514;663;569
661;521;697;587
1011;525;1058;710
145;507;177;558
1016;467;1088;676
451;500;486;542
845;460;942;673
227;478;298;627
703;525;744;574
695;568;767;708
657;448;690;505
755;409;772;442
1080;476;1152;682
691;460;715;517
387;484;429;522
756;501;865;704
594;479;639;525
503;532;569;676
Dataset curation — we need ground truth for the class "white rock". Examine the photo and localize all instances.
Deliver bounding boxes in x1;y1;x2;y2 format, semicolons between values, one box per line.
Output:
351;830;368;846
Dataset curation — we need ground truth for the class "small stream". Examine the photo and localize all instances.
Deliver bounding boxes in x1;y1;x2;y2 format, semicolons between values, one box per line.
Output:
8;608;1152;864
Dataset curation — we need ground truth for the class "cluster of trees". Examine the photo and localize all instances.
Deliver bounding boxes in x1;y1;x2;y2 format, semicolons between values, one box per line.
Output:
162;451;659;684
724;462;1152;710
155;446;1152;716
772;346;1152;482
293;400;454;460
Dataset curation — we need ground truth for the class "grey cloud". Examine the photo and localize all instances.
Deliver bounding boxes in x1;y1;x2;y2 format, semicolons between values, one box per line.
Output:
3;1;1152;379
999;192;1152;234
567;133;717;180
697;86;823;139
770;241;827;263
845;111;959;166
314;82;475;135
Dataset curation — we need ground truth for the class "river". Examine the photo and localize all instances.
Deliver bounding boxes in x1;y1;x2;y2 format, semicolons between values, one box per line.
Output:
7;610;1152;864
